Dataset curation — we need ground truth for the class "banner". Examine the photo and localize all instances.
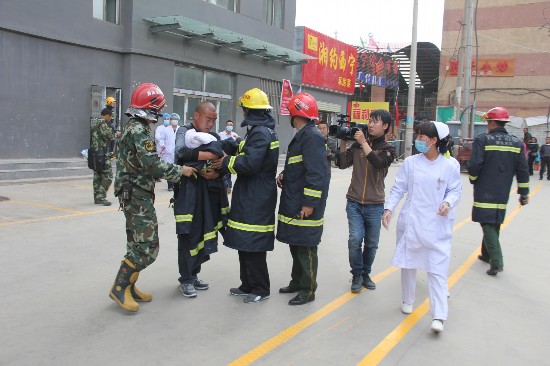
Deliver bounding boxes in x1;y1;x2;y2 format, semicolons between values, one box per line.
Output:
279;79;293;115
349;101;389;123
447;58;515;77
301;27;358;94
356;51;400;90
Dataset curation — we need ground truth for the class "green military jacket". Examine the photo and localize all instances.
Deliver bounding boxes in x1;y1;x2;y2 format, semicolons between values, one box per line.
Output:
114;117;182;195
91;118;115;154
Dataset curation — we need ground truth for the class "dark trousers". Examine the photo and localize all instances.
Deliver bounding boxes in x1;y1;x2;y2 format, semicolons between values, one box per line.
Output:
287;245;318;299
238;251;270;296
481;223;503;269
177;235;204;284
540;157;550;179
528;156;535;176
222;173;232;189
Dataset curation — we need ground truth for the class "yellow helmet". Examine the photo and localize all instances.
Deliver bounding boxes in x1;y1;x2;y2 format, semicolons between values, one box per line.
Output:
239;88;272;109
106;97;116;106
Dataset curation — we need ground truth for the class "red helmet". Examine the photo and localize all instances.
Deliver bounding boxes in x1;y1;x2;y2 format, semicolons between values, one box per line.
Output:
483;107;510;122
287;93;319;122
129;83;166;110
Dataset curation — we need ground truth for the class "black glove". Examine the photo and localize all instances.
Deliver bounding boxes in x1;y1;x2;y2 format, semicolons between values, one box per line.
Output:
519;194;529;206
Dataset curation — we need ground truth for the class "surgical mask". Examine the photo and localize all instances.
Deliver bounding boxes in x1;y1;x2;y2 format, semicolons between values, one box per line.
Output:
415;140;432;154
226;125;233;132
170;120;178;126
163;120;170;126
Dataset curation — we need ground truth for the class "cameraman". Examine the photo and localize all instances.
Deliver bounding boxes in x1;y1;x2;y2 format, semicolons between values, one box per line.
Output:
337;109;395;293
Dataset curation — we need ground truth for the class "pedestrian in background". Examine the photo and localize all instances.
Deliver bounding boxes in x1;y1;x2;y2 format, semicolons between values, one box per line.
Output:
109;83;195;312
539;137;550;180
276;93;328;306
382;121;462;334
468;107;529;275
317;120;337;171
527;137;539;176
219;120;239;195
337;109;395;293
212;88;279;304
91;108;117;206
523;127;532;144
159;113;180;191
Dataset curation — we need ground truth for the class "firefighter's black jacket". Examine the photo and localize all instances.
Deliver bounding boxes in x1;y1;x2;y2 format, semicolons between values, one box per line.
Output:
467;126;529;224
276;123;329;246
220;111;279;252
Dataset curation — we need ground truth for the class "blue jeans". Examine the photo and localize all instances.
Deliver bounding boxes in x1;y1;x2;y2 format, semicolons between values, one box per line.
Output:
346;199;384;276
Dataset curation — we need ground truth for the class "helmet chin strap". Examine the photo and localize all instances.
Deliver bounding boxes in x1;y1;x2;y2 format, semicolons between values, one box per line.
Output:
290;116;296;128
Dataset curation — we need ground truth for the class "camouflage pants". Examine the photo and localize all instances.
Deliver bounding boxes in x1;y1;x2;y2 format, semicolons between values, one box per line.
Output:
122;191;159;271
93;159;112;201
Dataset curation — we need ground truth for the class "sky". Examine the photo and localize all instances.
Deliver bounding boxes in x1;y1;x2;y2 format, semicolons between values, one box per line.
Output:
295;0;445;49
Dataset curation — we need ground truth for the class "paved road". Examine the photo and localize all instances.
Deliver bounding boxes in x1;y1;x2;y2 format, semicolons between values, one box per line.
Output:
1;163;548;366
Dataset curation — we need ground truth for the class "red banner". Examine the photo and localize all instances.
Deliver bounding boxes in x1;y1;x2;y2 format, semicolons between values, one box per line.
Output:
301;27;358;94
279;79;293;115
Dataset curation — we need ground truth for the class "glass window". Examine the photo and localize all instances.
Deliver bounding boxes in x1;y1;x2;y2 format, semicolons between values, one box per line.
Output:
174;66;203;90
202;0;237;11
205;71;232;95
264;0;284;28
93;0;120;24
216;100;231;134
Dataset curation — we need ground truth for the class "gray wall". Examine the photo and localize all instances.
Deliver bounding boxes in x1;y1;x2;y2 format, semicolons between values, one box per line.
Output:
0;0;300;159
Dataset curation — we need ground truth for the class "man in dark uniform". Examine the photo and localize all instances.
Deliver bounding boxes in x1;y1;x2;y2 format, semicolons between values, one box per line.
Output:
468;107;529;276
108;83;196;312
276;93;329;306
212;88;279;304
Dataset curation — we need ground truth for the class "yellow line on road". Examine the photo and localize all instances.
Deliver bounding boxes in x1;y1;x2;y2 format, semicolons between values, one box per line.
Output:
0;200;171;227
357;184;542;366
7;200;88;214
229;215;475;366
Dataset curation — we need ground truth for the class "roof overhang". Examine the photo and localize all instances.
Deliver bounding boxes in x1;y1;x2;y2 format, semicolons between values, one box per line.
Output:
145;16;314;66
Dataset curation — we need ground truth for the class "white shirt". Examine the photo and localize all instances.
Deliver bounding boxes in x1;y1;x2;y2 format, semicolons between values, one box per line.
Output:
219;130;238;141
385;153;462;276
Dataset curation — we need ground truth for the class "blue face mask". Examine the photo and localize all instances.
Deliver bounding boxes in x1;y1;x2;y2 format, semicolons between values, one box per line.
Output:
415;140;432;154
226;125;234;132
163;120;170;126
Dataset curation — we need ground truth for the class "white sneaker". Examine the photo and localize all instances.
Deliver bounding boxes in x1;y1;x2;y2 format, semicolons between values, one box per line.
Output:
401;302;413;314
431;319;444;333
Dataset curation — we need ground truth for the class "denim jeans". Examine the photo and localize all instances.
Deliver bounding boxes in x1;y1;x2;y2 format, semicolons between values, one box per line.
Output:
346;199;384;276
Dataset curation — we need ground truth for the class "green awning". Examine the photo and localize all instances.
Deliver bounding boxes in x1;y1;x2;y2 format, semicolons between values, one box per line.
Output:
145;15;315;66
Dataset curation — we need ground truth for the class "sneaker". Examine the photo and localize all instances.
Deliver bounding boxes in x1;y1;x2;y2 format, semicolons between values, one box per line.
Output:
431;319;444;333
95;199;112;206
193;277;209;290
401;302;413;314
362;274;376;290
229;287;249;296
179;283;197;298
351;275;362;293
243;293;270;303
487;267;503;276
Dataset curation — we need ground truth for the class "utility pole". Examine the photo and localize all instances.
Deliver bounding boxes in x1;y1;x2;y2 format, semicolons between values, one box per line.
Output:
463;0;475;137
455;2;467;136
404;0;418;158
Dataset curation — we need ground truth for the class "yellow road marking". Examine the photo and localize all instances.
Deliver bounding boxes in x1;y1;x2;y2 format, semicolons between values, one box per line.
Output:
357;184;541;366
0;200;170;227
7;200;87;214
229;215;475;366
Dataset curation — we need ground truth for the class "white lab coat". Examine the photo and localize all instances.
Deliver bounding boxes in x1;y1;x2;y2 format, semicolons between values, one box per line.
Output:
385;153;462;276
155;125;178;164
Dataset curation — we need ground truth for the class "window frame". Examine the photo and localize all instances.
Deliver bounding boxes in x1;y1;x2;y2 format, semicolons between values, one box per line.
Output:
93;0;120;25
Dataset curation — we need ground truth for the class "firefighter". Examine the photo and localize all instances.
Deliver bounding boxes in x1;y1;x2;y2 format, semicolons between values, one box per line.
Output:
276;93;329;305
109;83;195;312
212;88;279;304
468;107;529;276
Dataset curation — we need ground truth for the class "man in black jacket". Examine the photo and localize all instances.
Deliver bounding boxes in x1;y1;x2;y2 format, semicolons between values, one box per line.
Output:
276;93;329;305
468;107;529;275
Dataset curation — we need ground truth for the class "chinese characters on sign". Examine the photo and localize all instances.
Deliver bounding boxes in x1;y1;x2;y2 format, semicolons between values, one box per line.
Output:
447;58;515;77
349;101;390;123
279;79;293;115
301;27;358;94
356;51;400;90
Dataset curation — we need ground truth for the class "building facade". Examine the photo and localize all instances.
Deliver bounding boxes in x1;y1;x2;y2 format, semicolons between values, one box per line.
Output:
0;0;339;159
438;0;550;120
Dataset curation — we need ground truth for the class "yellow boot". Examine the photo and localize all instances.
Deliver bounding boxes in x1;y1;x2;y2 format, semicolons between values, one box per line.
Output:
109;259;140;312
130;272;153;302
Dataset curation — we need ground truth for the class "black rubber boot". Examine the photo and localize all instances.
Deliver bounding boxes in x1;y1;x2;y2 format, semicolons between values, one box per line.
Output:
109;259;140;312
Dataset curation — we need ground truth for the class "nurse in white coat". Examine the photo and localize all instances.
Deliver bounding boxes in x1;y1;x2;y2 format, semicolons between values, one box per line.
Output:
382;121;462;334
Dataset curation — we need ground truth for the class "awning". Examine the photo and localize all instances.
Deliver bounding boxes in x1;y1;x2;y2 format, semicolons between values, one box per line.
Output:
144;16;315;66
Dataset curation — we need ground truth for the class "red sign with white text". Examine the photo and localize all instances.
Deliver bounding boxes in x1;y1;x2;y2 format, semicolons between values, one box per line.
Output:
279;79;293;115
301;27;358;94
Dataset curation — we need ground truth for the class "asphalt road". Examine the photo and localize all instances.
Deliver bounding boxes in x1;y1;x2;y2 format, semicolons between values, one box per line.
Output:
1;162;548;366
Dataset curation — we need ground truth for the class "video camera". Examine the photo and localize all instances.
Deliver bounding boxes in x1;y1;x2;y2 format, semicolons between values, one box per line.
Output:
328;114;368;141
